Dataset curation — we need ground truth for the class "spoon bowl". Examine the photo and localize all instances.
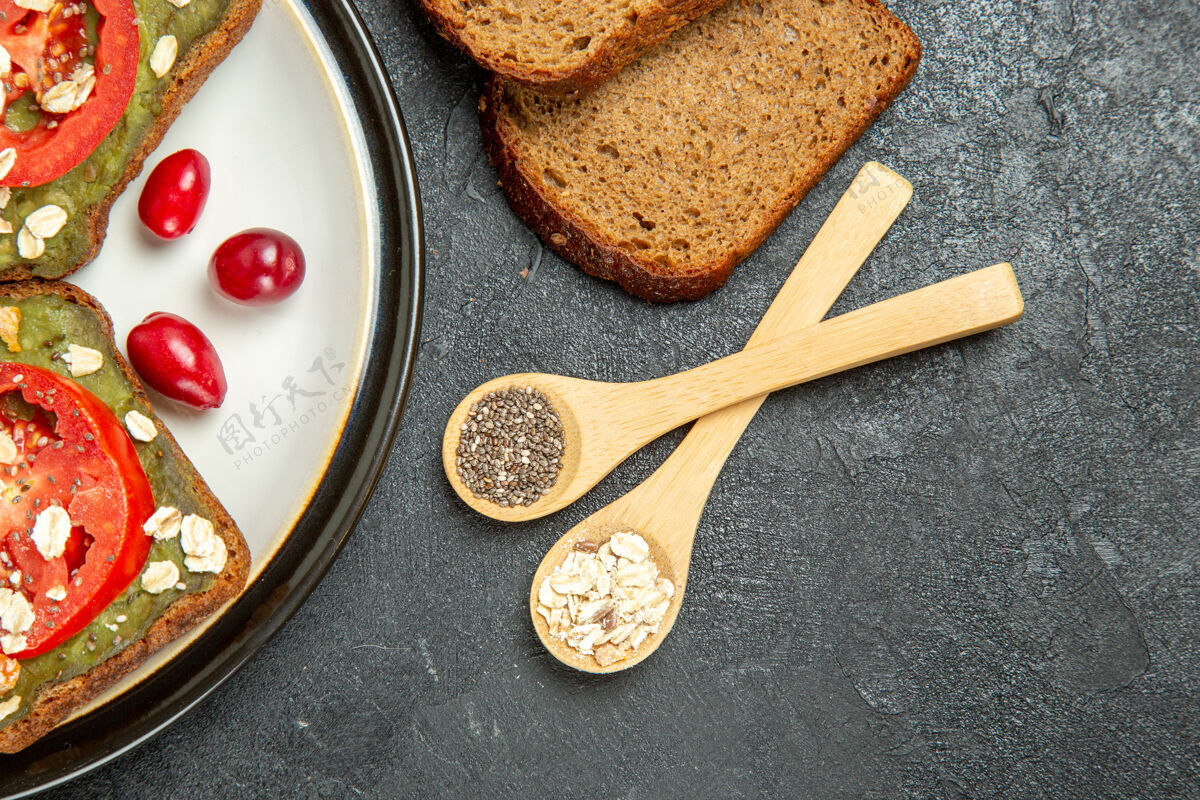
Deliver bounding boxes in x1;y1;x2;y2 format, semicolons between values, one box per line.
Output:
442;375;591;521
529;513;687;674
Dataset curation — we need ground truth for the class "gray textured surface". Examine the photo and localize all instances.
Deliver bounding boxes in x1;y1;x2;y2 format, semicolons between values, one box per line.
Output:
60;0;1198;797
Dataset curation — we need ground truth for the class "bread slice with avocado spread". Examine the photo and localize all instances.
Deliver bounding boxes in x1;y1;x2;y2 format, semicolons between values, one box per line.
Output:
0;280;250;754
0;0;262;281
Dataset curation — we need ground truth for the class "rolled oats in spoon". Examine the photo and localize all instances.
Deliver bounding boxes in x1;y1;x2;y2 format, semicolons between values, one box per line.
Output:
536;531;675;668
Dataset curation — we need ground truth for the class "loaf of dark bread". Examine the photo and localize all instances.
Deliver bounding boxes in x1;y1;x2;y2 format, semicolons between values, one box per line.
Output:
0;281;250;754
480;0;922;302
418;0;729;95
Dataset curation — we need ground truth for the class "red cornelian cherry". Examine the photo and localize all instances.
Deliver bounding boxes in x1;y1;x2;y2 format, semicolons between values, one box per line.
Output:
209;228;306;305
126;312;227;409
137;149;211;239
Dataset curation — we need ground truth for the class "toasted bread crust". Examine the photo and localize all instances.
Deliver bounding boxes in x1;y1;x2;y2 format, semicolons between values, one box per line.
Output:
479;0;922;303
3;0;263;282
0;281;251;754
417;0;728;95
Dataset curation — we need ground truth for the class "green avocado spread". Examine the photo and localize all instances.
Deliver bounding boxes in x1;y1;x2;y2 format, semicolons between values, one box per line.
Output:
0;0;233;278
0;295;219;731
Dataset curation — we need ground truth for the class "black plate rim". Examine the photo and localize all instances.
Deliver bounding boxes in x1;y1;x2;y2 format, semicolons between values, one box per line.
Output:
0;0;424;794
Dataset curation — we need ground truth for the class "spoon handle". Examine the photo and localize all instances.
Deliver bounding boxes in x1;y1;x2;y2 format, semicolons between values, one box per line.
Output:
607;163;912;541
625;263;1023;437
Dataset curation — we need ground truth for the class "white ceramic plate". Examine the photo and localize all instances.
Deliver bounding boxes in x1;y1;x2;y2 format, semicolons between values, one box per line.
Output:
2;1;421;793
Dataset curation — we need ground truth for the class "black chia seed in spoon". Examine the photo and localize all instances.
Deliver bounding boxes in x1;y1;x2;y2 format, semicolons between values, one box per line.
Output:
455;386;564;507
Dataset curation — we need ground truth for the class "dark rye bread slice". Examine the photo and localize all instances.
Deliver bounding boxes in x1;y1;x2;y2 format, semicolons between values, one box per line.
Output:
480;0;921;302
0;281;250;754
2;0;262;281
418;0;729;95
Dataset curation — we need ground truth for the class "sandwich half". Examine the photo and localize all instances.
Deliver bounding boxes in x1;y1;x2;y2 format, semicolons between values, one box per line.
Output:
0;0;262;280
0;280;249;754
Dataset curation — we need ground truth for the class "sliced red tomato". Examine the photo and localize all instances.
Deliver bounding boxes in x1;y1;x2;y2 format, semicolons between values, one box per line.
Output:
0;0;138;187
0;362;155;659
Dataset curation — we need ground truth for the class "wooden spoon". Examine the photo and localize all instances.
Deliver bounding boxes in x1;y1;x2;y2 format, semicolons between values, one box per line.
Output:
446;263;1022;520
445;165;914;522
531;262;1024;672
525;162;912;672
